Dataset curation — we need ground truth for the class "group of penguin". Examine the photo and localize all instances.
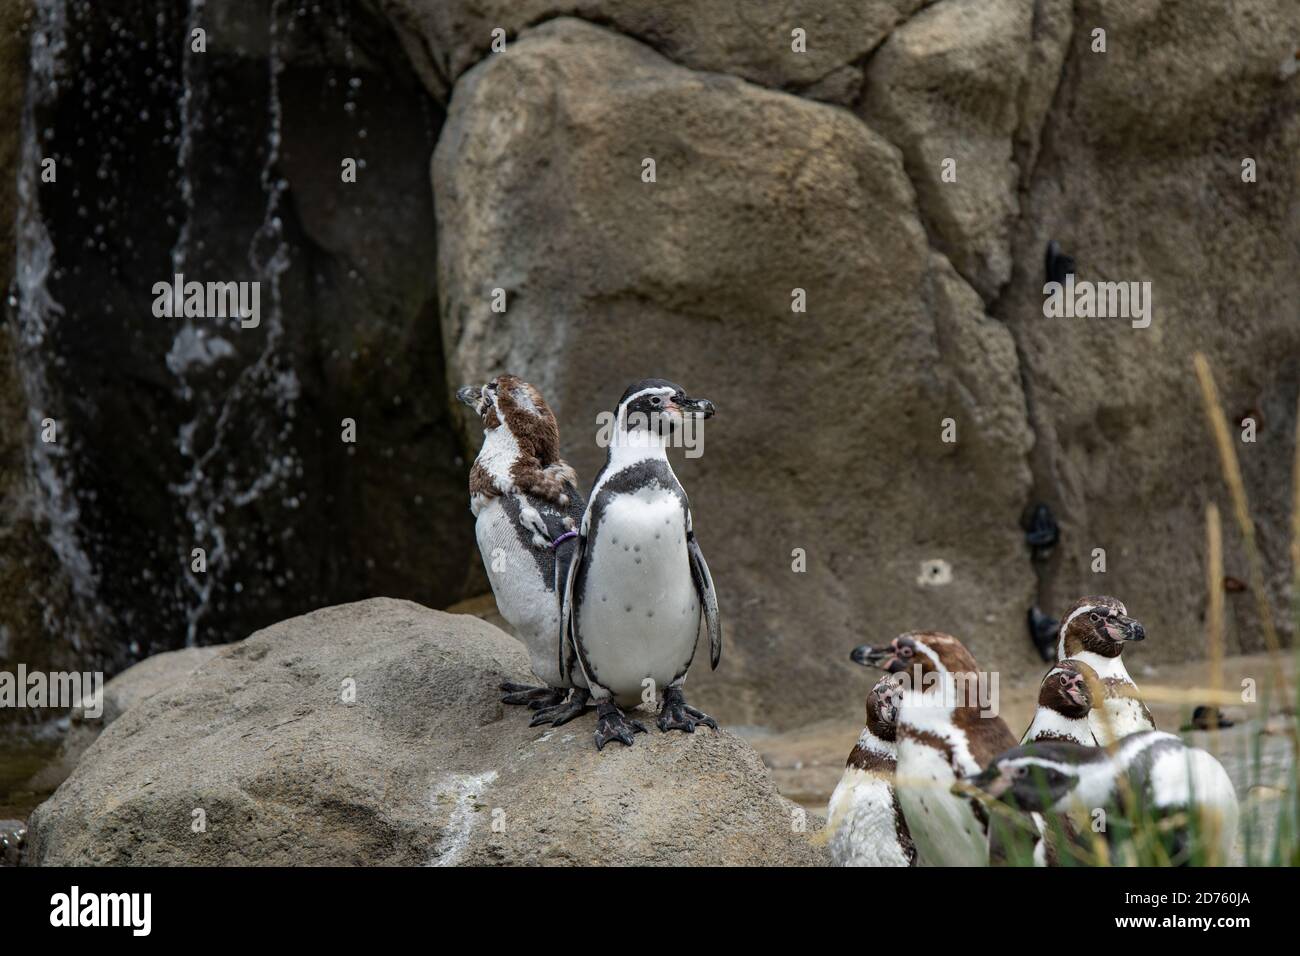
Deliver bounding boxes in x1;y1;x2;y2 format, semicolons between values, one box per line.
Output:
457;373;721;751
458;372;1240;865
827;598;1242;866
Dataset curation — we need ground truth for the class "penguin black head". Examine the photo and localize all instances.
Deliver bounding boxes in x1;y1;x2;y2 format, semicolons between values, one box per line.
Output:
457;373;563;464
1038;660;1099;720
850;631;980;677
961;743;1087;812
1057;596;1145;660
615;378;715;439
864;673;904;742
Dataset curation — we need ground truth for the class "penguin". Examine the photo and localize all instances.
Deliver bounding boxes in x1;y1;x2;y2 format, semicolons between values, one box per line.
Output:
965;731;1240;866
457;374;590;726
1056;595;1154;744
1022;660;1101;746
850;631;1048;866
561;378;721;751
826;671;915;867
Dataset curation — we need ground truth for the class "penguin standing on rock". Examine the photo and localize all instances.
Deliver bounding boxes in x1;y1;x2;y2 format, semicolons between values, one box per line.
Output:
826;672;915;867
1056;596;1154;744
966;732;1240;865
1022;660;1101;746
851;631;1047;866
563;379;721;751
457;374;590;726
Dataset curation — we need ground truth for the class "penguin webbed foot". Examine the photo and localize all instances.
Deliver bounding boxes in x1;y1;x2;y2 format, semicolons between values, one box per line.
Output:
499;682;566;708
594;701;647;750
529;688;592;727
656;686;718;734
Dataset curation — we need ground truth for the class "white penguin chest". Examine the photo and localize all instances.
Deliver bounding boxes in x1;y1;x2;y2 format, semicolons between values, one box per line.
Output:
895;710;989;867
577;489;699;701
827;767;909;867
1090;692;1153;744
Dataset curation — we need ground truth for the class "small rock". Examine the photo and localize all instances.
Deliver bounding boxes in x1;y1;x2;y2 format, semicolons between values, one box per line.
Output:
0;820;26;867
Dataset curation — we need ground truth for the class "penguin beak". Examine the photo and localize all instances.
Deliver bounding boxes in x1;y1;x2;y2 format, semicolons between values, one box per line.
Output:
456;385;482;408
960;767;1011;801
850;644;890;668
1110;615;1145;642
680;395;715;418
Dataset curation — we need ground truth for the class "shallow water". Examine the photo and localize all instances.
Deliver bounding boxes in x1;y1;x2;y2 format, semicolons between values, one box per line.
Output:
0;723;63;820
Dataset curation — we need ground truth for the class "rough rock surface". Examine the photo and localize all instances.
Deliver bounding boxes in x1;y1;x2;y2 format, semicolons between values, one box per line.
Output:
26;599;826;866
860;0;1071;301
26;645;226;793
435;17;1037;727
995;0;1300;657
386;0;929;104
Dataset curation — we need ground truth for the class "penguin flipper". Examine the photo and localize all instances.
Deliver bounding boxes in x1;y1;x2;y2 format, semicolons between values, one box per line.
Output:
687;530;721;670
558;526;584;683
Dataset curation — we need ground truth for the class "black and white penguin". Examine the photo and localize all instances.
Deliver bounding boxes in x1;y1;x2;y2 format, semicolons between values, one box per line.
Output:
1022;660;1101;746
561;379;721;751
457;374;590;726
1056;595;1154;744
850;632;1047;866
965;731;1239;865
826;671;915;867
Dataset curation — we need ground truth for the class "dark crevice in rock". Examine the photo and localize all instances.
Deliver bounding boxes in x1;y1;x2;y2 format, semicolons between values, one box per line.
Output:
990;0;1084;623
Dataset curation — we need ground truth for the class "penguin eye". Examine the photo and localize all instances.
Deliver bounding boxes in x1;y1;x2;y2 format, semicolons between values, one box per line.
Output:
898;645;913;658
650;396;662;407
1016;766;1029;777
1088;612;1101;624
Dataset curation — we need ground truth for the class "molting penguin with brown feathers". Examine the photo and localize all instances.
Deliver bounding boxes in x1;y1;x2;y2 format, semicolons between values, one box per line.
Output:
457;374;590;726
562;379;721;751
851;631;1047;866
826;672;915;867
1022;660;1101;746
1056;596;1154;744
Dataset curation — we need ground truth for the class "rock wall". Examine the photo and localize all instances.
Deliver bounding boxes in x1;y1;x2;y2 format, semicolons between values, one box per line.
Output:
2;1;1297;730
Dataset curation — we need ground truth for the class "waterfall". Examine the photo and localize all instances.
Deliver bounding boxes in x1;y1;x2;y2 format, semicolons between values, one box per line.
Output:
169;0;300;646
13;0;103;647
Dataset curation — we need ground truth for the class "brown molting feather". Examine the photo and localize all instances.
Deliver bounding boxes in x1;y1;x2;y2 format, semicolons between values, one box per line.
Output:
494;375;561;465
846;745;896;774
951;706;1019;768
468;461;497;501
492;374;577;508
905;630;981;674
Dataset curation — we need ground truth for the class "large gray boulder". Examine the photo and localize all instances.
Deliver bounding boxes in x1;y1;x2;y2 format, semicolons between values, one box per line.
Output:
25;645;226;793
386;0;929;104
26;599;826;866
435;18;1037;728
